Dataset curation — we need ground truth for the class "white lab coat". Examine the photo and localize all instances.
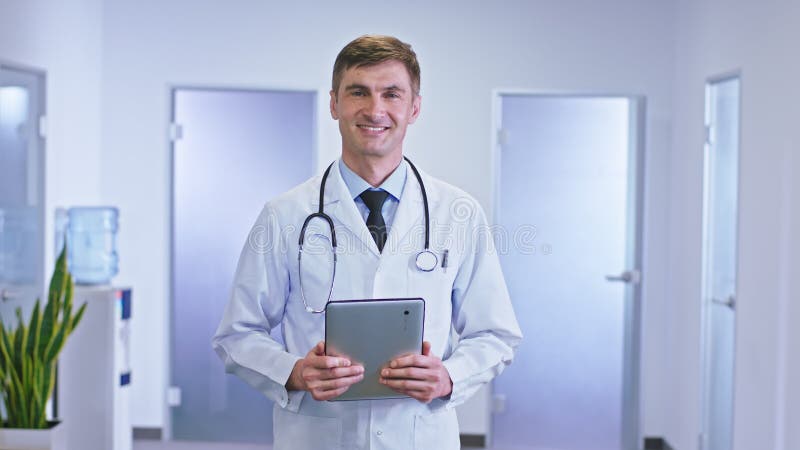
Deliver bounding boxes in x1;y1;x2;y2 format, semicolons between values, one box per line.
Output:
213;159;522;450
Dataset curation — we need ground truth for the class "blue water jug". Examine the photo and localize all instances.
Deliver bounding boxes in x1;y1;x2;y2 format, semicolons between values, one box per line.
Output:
67;207;119;285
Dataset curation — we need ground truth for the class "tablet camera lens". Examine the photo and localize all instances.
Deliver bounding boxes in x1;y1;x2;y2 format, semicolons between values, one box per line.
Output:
404;310;409;315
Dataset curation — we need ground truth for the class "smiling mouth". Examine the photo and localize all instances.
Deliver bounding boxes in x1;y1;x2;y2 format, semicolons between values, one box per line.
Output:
357;125;390;132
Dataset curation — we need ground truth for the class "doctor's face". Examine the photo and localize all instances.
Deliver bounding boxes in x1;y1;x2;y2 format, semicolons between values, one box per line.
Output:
330;60;421;161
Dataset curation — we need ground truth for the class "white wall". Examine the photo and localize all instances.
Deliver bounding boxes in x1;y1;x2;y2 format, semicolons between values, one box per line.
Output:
0;0;104;291
669;0;800;449
98;0;677;433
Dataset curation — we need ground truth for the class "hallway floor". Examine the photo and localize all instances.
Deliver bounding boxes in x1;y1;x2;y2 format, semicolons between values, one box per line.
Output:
133;440;494;450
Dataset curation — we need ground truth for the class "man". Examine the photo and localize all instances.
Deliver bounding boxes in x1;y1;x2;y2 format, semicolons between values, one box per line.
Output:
213;35;522;449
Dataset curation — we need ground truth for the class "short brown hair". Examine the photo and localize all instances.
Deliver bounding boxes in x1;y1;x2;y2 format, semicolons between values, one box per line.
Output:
332;35;421;96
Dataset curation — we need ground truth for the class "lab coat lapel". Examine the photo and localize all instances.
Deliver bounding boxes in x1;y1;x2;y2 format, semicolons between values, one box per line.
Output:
317;161;381;258
385;161;439;254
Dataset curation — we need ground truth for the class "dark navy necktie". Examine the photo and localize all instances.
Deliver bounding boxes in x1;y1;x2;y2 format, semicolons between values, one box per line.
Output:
359;190;390;252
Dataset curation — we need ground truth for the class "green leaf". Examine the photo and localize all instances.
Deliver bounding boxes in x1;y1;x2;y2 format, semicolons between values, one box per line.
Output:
38;289;56;358
12;309;26;375
44;361;56;405
44;321;67;364
0;242;84;429
20;342;29;396
27;299;42;361
7;360;26;427
31;364;47;428
69;302;88;335
48;246;68;306
25;355;36;426
63;273;74;315
0;331;14;388
0;323;11;368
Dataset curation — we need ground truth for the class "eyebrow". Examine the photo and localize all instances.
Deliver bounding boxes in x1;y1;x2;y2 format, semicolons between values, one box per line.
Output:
344;83;407;93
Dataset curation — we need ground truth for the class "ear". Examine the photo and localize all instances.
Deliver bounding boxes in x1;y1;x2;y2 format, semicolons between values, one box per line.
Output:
329;90;339;120
408;94;422;124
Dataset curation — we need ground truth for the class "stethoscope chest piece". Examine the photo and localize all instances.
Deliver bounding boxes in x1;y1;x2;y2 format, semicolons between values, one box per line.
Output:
415;250;438;272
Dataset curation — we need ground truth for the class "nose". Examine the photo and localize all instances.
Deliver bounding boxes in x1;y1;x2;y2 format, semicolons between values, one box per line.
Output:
363;96;386;122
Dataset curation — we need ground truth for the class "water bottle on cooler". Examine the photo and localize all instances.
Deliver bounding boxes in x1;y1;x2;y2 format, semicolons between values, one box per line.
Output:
66;207;119;285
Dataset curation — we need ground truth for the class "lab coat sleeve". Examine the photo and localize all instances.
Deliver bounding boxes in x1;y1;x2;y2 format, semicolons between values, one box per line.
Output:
212;204;303;410
441;202;523;409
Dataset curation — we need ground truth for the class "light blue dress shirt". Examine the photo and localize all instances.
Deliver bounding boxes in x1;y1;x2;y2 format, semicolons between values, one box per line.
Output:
338;159;407;233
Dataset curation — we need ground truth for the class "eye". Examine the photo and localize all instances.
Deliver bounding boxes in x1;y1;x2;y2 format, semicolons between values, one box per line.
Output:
385;91;401;99
350;90;365;97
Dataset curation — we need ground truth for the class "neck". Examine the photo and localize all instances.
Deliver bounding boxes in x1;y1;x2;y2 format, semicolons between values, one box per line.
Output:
341;152;403;187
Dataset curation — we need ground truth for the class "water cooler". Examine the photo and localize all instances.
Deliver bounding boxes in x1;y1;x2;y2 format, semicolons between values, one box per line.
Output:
58;286;132;450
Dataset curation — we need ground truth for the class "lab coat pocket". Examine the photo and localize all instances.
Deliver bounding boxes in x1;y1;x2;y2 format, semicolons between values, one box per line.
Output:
413;408;459;450
407;258;455;343
272;406;342;450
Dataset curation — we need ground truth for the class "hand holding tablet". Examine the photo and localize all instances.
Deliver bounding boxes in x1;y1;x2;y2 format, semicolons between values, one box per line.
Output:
286;341;365;402
324;298;426;401
379;340;453;404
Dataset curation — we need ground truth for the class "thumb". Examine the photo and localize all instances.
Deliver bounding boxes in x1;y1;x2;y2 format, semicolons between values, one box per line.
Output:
312;341;326;356
422;341;432;356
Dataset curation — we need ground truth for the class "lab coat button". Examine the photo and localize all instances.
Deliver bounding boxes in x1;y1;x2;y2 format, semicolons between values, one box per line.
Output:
376;430;383;436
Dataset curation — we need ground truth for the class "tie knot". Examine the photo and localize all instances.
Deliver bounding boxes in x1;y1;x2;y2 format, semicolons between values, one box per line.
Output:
359;189;390;213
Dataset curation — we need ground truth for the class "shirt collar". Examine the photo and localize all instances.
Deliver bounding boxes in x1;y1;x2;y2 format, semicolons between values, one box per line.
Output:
338;158;407;201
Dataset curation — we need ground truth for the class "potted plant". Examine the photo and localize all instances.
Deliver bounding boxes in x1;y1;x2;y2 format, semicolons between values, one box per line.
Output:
0;246;86;450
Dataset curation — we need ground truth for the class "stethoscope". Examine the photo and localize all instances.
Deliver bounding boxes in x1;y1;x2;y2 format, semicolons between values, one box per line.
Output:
298;156;438;313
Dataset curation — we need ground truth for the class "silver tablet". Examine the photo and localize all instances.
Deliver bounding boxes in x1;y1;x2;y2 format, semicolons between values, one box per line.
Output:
324;298;425;401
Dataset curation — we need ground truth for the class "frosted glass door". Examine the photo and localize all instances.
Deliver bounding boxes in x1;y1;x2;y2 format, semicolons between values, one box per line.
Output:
171;88;314;443
0;64;45;327
700;76;740;450
494;95;642;450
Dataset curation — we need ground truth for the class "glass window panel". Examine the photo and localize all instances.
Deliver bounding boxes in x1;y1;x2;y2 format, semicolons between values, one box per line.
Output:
172;88;314;443
494;96;632;450
701;76;740;450
0;65;44;328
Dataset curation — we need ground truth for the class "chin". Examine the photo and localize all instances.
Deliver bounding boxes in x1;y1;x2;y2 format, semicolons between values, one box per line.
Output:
356;147;395;158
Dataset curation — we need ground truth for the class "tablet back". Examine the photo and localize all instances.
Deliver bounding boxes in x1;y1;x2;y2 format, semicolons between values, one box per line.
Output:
325;298;425;401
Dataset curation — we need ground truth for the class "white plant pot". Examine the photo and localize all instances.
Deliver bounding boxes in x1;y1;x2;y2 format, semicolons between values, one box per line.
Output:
0;422;66;450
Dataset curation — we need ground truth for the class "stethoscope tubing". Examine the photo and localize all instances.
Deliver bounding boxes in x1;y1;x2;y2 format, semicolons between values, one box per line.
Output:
298;157;434;313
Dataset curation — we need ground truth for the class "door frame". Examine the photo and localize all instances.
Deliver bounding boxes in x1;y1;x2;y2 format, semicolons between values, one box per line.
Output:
0;60;47;304
490;90;647;450
698;71;742;450
0;60;47;418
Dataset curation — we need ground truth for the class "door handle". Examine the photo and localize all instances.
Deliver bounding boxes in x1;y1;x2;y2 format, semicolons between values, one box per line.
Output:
711;295;736;310
1;289;20;302
605;269;641;285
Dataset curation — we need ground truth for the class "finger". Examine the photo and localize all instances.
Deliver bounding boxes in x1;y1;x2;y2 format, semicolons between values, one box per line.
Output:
390;354;430;369
314;373;364;392
380;367;433;381
318;365;365;380
387;387;427;399
309;354;351;369
379;377;430;392
383;385;437;404
302;365;363;388
306;341;325;358
403;390;434;404
314;385;352;401
422;341;432;356
324;373;364;390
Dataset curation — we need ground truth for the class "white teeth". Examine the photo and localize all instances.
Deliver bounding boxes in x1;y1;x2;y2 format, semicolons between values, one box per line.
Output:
359;125;386;131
